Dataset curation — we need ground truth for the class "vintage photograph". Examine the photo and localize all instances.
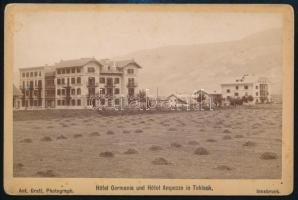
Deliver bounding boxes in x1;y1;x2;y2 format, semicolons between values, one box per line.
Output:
5;4;293;195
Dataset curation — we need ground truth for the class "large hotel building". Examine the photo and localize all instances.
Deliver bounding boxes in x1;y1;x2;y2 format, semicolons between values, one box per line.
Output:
15;58;141;110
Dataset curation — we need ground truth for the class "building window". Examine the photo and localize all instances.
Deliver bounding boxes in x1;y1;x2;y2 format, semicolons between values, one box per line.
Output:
235;86;239;90
128;88;134;96
127;69;134;74
57;78;61;85
77;68;81;73
30;72;33;77
256;85;258;89
100;77;105;84
26;72;29;77
71;77;75;84
88;67;95;73
234;92;239;96
77;77;81;84
62;100;65;105
115;88;120;94
71;99;76;106
61;69;65;74
77;99;81;106
71;89;75;95
115;99;120;105
77;88;81;95
39;72;41;76
61;78;65;85
57;69;61;74
34;72;37;77
226;89;230;93
100;88;105;94
22;73;25;77
114;78;120;84
57;100;61;106
62;89;65;95
71;68;75;73
244;85;248;89
100;99;105;105
66;68;70;74
256;92;258;96
57;89;61;95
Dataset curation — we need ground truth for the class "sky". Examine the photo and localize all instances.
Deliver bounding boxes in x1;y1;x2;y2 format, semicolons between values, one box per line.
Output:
12;9;282;69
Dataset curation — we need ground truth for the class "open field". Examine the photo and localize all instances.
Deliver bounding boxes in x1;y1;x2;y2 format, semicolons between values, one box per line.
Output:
13;104;282;178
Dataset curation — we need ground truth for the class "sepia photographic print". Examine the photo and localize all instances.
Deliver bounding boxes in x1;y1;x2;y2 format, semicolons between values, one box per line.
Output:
4;4;293;195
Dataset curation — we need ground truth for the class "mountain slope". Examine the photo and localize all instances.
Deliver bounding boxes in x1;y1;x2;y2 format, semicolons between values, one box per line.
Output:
119;28;282;96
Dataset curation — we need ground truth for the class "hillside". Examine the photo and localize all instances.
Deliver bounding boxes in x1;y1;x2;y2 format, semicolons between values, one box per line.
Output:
118;28;282;96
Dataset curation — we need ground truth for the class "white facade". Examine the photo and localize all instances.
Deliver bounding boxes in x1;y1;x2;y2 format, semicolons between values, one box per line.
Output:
221;75;272;104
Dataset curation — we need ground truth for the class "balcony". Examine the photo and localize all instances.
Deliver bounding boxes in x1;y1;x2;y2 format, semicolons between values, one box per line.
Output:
105;83;114;88
127;82;137;88
87;83;99;88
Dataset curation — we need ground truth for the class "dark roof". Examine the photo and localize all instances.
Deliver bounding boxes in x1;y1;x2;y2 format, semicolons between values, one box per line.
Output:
115;59;142;68
13;84;22;96
167;94;187;104
55;58;100;68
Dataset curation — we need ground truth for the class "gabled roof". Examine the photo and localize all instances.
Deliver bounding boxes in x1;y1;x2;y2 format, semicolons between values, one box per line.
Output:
167;94;187;104
115;59;142;68
55;58;101;68
13;84;22;96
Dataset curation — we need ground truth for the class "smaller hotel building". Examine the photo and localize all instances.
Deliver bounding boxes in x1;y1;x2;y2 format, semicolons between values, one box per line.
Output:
221;74;272;104
17;58;141;109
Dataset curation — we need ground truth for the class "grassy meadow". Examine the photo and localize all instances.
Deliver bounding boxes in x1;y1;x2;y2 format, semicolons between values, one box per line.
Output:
13;104;282;178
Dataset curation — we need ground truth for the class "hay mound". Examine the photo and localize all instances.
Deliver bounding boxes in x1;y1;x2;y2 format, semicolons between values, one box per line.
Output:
223;135;232;140
149;145;163;151
168;127;177;131
73;134;82;138
14;163;24;169
206;139;216;143
46;126;53;129
100;151;114;158
57;135;67;140
216;165;232;171
106;130;114;135
124;148;138;154
36;170;56;177
234;135;244;138
188;140;199;145
194;147;209;155
20;138;32;143
223;129;231;133
134;129;143;133
90;132;100;136
243;141;256;147
123;130;130;134
40;136;52;142
152;157;171;165
260;152;277;160
170;142;182;148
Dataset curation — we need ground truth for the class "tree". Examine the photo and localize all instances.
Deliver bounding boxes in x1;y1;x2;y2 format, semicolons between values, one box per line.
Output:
213;95;223;107
247;95;254;102
195;93;206;103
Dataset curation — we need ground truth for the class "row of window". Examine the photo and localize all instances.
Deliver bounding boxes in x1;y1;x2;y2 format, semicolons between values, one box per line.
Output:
22;80;42;88
57;88;81;96
226;85;259;93
57;77;81;85
56;77;123;85
57;67;81;74
57;99;81;106
229;92;259;97
22;71;42;78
